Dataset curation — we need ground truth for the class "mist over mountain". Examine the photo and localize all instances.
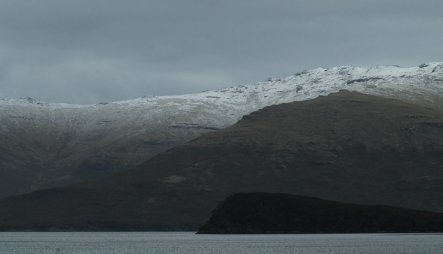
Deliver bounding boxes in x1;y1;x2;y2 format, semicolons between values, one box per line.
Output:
0;62;442;198
1;90;442;231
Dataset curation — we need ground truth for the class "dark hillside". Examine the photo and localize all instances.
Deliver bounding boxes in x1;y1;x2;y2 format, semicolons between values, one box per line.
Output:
197;192;443;234
1;90;443;231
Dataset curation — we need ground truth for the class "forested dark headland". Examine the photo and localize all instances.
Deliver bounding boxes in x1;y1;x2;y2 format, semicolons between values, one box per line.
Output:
198;193;443;234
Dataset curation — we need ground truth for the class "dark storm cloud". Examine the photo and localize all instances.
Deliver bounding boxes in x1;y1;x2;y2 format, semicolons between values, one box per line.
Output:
1;0;442;103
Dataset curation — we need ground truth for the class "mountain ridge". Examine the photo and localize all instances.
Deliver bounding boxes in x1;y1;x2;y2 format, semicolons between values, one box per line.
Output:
2;62;442;108
1;90;443;231
1;62;442;198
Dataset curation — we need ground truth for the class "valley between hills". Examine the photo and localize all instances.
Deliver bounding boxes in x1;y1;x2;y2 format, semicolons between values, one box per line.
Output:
1;90;443;231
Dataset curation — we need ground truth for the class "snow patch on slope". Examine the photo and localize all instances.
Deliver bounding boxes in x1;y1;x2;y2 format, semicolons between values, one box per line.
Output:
1;61;442;139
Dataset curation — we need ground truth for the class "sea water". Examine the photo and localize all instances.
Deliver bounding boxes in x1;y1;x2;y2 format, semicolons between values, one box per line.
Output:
0;232;442;254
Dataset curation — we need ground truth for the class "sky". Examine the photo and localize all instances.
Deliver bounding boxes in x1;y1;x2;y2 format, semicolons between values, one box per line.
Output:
1;0;442;104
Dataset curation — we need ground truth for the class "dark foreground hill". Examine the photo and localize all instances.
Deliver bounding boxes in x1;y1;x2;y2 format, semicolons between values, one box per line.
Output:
1;90;443;231
197;192;443;234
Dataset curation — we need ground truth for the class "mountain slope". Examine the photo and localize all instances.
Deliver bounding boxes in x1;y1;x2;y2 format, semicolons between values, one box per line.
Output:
1;62;442;198
1;90;443;231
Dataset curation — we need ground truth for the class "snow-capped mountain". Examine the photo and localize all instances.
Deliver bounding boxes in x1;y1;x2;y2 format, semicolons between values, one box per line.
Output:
1;62;442;197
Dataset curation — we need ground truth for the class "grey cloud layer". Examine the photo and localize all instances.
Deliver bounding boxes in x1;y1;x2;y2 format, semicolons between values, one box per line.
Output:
1;0;442;103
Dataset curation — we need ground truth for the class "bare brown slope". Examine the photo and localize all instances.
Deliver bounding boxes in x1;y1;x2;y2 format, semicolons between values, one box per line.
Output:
1;90;443;231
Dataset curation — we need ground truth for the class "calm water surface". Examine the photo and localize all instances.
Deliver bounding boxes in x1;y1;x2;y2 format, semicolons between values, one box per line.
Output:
0;232;442;254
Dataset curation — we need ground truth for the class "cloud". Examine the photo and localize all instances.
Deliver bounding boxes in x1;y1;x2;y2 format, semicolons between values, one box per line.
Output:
0;0;442;103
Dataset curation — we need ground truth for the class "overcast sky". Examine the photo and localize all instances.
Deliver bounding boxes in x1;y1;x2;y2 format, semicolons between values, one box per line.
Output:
1;0;442;104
